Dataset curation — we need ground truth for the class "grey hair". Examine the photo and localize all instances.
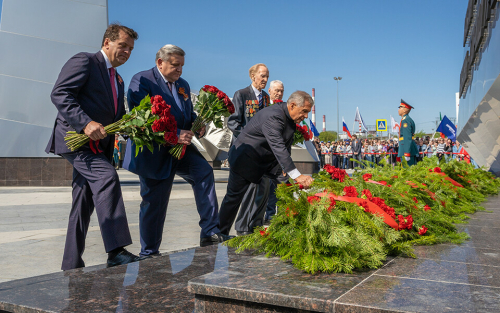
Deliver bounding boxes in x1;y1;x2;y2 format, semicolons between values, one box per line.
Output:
287;90;314;107
270;80;284;89
155;44;185;62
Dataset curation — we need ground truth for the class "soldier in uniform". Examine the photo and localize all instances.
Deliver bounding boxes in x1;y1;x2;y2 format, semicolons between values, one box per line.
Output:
397;99;419;165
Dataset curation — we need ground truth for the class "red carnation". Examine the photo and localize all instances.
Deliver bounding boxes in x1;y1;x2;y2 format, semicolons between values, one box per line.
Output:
398;215;413;230
343;186;358;197
151;95;168;115
327;198;336;212
307;196;321;204
359;200;370;212
413;197;418;204
362;173;372;181
164;132;178;145
424;205;431;211
260;228;268;236
152;119;166;132
418;225;428;235
273;99;284;103
433;167;442;173
216;90;225;100
362;189;373;200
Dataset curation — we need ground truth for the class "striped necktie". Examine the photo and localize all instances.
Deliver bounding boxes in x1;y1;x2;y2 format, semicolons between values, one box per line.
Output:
258;93;263;109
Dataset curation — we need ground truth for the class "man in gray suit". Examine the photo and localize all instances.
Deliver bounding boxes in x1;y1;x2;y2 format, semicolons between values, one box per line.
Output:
227;63;271;235
219;91;314;235
351;134;362;168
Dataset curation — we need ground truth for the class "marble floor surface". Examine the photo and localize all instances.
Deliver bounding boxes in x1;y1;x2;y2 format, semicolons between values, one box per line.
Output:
0;192;497;312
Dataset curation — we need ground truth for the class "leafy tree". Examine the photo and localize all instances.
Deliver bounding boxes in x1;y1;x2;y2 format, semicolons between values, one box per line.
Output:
318;131;338;142
414;130;427;138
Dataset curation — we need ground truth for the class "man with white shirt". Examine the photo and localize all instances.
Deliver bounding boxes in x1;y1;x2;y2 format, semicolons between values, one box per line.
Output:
46;24;141;270
219;91;314;236
227;64;272;235
123;45;231;256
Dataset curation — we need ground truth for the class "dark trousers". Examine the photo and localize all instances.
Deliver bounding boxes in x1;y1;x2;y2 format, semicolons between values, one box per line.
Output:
61;151;132;270
234;177;271;232
265;174;288;220
219;169;262;235
138;146;220;256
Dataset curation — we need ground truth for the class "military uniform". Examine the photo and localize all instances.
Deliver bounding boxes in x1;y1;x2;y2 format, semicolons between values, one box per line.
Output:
397;100;419;165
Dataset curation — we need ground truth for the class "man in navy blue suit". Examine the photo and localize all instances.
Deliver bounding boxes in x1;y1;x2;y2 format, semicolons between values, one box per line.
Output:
46;24;141;270
123;45;232;257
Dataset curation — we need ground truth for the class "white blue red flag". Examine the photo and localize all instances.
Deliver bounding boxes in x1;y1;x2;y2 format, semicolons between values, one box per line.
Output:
342;118;352;138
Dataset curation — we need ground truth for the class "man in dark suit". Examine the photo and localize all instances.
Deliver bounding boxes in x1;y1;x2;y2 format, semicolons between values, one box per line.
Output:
122;45;230;257
219;91;315;235
46;24;140;270
227;64;272;235
351;135;362;168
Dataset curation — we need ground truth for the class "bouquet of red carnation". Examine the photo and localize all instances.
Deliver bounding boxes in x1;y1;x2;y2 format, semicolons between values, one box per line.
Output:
293;123;311;145
65;95;178;156
169;85;235;159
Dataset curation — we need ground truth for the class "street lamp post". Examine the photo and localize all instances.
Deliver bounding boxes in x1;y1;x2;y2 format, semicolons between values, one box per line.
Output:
334;77;342;140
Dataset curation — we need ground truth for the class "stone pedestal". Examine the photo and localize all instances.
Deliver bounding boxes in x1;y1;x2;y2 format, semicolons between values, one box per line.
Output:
0;157;72;186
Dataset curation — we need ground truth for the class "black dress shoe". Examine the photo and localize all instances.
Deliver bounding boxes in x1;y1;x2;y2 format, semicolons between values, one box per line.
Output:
107;249;141;268
220;234;235;241
236;231;253;236
200;233;236;247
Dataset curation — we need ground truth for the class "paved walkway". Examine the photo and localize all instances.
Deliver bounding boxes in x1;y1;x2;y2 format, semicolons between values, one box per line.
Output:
0;169;232;283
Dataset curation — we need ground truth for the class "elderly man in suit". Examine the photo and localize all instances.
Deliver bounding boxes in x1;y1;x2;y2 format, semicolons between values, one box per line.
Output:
123;45;231;257
219;91;315;235
46;24;140;270
227;64;272;235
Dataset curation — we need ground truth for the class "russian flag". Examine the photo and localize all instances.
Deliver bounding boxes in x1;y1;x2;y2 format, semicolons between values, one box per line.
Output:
342;118;352;138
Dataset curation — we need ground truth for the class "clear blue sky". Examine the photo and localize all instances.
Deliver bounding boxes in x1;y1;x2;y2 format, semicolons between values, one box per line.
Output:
3;0;468;133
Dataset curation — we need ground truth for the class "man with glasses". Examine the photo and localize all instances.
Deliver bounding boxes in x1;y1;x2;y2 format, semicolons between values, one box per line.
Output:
397;100;419;166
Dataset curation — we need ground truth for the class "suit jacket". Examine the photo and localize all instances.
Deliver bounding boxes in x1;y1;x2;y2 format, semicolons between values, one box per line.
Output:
122;67;197;180
398;114;419;157
229;102;296;183
352;139;361;154
227;85;270;138
46;52;126;159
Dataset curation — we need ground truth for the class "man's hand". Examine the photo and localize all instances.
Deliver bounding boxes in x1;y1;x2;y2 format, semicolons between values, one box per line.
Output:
198;125;206;138
178;130;195;145
295;174;314;189
84;121;106;141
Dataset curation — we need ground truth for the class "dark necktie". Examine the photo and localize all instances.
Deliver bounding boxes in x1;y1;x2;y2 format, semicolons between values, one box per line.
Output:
258;93;263;109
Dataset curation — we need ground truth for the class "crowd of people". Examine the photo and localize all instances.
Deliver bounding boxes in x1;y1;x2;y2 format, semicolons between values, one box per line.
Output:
312;135;473;168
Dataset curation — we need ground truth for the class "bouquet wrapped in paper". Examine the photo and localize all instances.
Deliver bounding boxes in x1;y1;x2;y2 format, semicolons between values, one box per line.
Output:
65;95;178;156
169;85;235;159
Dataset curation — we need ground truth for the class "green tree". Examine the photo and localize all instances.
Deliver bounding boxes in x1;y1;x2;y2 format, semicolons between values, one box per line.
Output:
414;130;427;138
318;131;338;142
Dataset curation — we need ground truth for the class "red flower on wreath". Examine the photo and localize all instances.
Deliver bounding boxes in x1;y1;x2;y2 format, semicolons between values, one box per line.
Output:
418;225;428;235
327;198;336;212
324;165;346;182
433;167;442;173
359;200;370;212
343;186;358;197
362;189;373;200
398;215;413;230
424;204;431;211
260;228;268;236
362;173;372;181
307;196;321;204
412;197;418;204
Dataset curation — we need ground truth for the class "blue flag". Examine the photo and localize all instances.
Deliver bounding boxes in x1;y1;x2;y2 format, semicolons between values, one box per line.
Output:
309;120;320;137
436;115;457;141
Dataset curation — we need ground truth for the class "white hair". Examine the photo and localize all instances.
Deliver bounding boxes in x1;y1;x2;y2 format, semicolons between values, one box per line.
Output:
287;90;314;107
155;44;185;62
270;80;284;89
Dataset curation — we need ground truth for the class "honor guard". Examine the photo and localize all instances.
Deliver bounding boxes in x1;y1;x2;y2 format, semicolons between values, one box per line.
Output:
397;99;419;166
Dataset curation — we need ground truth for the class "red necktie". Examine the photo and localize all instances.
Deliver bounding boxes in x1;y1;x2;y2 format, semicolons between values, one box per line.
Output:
109;68;118;114
168;81;173;93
